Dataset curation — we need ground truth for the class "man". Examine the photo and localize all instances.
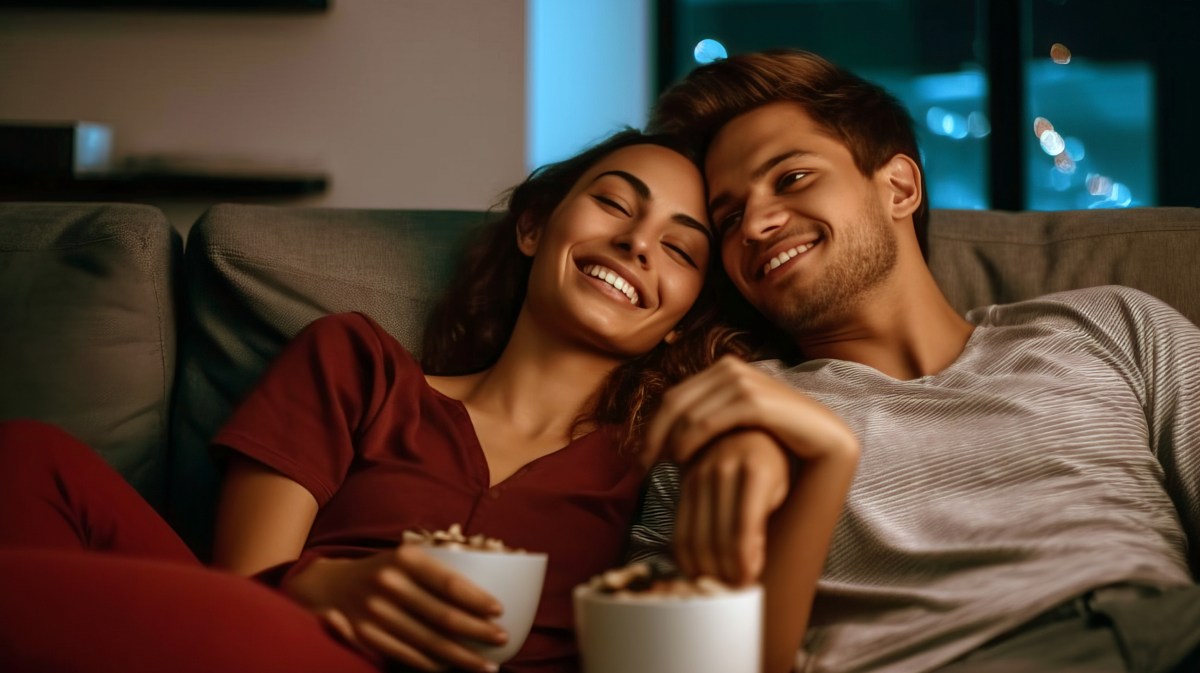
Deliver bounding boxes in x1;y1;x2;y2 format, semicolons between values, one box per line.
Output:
634;50;1200;673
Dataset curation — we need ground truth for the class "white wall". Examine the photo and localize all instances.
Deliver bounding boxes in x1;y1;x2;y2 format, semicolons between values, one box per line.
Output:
0;0;527;229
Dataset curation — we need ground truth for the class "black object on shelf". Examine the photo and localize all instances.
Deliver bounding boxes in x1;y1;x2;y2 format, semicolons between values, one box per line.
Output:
0;0;328;10
0;170;328;201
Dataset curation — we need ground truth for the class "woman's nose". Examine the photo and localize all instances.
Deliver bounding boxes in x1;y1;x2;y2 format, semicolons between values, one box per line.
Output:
614;224;652;266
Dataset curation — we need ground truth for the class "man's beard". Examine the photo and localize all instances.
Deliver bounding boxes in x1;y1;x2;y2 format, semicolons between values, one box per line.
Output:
760;196;898;338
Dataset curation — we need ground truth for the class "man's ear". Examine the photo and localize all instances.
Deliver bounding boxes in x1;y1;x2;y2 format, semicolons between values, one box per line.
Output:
516;212;541;257
880;154;922;220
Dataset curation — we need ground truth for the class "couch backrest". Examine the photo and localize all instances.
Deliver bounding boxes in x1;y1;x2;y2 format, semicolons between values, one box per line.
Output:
929;207;1200;326
168;203;492;555
0;202;180;508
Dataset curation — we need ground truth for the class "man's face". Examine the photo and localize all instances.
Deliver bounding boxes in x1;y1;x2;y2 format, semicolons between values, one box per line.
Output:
705;101;898;337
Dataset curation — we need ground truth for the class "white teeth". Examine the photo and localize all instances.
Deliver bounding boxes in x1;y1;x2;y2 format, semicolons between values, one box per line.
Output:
762;242;816;276
582;264;640;305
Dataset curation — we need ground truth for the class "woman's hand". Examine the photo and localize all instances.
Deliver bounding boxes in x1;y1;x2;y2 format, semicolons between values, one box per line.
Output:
643;355;858;468
282;545;506;673
674;430;790;585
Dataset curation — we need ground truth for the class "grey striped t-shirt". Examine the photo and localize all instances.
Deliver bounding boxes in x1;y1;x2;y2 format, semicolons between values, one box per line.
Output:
629;285;1200;673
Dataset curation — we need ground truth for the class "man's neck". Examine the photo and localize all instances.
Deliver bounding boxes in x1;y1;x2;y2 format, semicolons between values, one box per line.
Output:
794;262;974;381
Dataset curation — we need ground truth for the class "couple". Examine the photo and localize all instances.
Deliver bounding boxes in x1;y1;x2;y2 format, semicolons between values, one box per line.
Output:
3;49;1199;673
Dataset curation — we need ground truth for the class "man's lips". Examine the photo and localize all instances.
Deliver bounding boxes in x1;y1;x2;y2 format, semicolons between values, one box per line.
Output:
755;237;821;279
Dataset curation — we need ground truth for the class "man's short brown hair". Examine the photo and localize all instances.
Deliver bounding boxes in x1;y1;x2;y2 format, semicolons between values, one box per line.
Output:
650;49;930;257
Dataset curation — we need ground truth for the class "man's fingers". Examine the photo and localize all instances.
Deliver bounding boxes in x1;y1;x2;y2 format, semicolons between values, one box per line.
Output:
674;467;700;578
735;462;778;584
711;456;741;583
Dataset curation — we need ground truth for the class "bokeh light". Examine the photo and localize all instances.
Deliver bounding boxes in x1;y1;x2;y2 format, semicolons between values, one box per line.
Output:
926;107;969;139
1051;43;1072;65
693;39;728;64
1064;136;1086;161
1110;182;1132;207
1049;166;1072;191
1033;116;1054;139
967;111;991;138
1039;130;1066;156
1054;153;1076;174
1087;173;1113;196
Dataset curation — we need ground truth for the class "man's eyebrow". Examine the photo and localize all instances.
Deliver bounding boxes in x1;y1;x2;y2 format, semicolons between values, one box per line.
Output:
593;170;650;199
708;150;812;216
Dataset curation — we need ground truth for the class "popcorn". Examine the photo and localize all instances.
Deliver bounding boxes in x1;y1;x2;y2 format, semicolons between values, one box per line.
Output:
402;523;524;553
584;562;733;600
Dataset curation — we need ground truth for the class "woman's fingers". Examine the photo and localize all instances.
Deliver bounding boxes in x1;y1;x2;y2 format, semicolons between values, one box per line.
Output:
374;565;506;644
396;546;503;618
360;592;497;673
643;355;749;466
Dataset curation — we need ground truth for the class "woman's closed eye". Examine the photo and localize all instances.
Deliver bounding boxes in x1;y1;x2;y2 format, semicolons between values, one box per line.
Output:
592;194;631;217
663;240;698;268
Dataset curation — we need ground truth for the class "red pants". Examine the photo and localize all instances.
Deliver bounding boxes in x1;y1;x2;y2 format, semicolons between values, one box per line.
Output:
0;419;380;673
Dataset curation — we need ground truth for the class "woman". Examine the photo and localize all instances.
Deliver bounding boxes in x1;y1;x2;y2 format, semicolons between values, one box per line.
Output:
0;129;743;673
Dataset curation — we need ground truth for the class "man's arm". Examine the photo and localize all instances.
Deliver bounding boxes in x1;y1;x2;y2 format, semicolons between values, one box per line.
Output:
644;358;860;673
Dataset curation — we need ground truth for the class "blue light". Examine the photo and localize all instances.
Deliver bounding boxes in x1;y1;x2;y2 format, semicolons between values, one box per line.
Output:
1064;136;1086;161
694;39;728;64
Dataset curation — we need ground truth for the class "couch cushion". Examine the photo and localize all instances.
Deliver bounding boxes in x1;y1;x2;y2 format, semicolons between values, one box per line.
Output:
929;207;1200;326
0;202;180;508
170;203;491;555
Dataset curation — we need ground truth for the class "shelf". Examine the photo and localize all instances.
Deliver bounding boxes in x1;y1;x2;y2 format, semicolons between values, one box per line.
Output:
0;170;328;201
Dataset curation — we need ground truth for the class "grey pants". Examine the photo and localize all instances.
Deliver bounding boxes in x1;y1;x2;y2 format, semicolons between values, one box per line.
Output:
935;584;1200;673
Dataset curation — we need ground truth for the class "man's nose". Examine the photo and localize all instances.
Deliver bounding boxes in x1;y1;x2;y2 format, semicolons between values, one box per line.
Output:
740;200;788;245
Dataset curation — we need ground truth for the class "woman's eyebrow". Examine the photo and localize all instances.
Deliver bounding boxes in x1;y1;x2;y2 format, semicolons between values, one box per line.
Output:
593;170;650;199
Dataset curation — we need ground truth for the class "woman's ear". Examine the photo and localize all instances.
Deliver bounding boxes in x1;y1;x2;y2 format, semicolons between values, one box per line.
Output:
880;154;922;220
663;329;681;345
516;212;541;257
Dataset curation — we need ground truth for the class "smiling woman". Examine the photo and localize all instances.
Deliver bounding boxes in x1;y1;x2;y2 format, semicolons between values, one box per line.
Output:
0;129;752;673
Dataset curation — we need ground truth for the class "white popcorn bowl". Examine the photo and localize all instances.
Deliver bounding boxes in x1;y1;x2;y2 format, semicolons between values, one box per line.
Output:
573;581;763;673
422;546;548;664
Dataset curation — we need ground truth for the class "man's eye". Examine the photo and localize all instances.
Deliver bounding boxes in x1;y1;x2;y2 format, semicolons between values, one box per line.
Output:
593;195;630;216
716;212;743;238
776;171;809;191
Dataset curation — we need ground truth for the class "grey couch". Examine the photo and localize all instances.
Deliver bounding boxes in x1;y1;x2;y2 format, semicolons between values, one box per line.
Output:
2;202;1199;558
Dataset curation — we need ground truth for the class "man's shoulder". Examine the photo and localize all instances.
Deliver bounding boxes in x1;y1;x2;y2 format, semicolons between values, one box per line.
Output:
975;285;1173;327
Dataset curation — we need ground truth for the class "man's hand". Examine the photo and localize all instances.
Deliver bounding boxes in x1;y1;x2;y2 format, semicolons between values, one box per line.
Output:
283;545;505;673
675;430;790;585
643;355;858;469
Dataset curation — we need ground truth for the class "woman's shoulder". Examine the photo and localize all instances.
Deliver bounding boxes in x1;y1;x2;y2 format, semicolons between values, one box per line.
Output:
295;311;422;370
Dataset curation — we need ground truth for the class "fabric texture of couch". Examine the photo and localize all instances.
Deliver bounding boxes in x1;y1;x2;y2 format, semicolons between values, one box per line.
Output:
2;201;1199;558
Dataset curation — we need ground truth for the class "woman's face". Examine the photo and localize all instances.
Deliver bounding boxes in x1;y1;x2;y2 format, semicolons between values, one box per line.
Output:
520;144;712;358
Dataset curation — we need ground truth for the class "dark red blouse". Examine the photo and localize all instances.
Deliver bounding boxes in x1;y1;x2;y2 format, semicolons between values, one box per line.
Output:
214;312;643;673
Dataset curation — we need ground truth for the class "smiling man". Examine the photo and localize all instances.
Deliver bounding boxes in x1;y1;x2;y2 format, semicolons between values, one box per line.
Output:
634;49;1200;673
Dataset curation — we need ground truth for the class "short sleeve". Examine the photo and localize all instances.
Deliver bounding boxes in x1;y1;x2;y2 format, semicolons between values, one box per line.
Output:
626;462;681;575
213;312;401;507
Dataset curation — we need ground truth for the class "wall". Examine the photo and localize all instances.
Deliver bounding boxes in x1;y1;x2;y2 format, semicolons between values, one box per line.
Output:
0;0;527;231
527;0;651;171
